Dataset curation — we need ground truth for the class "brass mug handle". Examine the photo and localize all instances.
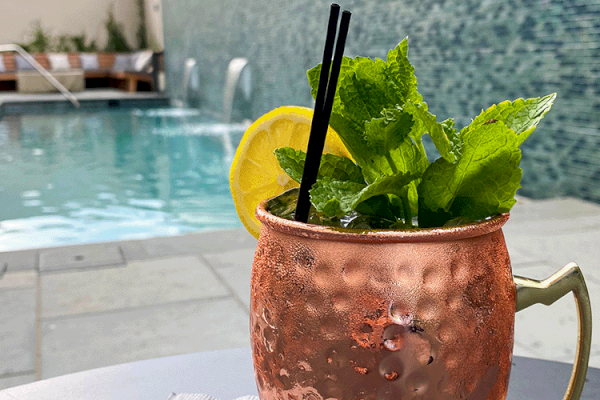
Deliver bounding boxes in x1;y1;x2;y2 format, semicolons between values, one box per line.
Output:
514;263;592;400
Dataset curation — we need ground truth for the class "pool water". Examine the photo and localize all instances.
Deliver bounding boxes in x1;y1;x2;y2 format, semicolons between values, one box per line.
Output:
0;108;247;251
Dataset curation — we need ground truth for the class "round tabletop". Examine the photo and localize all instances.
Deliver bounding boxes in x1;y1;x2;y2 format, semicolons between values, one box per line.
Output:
1;348;598;400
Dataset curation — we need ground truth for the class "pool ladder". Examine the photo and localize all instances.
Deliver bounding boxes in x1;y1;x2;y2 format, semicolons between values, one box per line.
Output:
0;44;80;108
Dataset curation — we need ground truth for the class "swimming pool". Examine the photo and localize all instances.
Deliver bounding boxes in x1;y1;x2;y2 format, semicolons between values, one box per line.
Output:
0;108;247;251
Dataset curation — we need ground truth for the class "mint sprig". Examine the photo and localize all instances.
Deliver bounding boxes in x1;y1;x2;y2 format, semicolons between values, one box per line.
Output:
417;120;522;227
275;38;555;228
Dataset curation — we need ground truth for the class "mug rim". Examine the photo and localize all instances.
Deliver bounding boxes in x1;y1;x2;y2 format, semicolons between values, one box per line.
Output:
256;198;509;243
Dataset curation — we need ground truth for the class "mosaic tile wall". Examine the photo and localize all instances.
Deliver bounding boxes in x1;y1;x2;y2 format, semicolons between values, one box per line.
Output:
163;0;600;202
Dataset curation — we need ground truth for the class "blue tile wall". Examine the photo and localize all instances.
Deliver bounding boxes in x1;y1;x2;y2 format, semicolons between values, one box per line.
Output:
163;0;600;202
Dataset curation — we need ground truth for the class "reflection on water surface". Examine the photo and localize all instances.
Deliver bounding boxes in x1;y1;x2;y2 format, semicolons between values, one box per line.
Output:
0;108;246;251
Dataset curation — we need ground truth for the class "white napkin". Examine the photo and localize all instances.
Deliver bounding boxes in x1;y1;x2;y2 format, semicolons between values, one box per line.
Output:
168;394;259;400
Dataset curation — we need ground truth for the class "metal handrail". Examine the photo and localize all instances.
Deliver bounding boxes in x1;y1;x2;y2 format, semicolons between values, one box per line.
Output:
0;44;80;108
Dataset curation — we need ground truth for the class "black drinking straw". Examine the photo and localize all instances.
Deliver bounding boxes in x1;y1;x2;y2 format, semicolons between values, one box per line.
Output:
295;5;351;223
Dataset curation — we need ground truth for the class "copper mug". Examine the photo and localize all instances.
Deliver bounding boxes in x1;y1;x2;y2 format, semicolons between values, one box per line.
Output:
250;199;592;400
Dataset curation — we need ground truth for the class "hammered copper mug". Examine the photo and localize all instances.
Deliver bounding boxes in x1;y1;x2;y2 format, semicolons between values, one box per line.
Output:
250;199;592;400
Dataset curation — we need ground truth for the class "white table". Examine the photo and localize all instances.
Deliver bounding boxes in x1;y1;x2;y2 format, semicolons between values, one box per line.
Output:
1;348;598;400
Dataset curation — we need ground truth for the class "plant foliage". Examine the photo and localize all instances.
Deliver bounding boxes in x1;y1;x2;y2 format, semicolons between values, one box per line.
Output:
275;38;556;228
104;7;132;52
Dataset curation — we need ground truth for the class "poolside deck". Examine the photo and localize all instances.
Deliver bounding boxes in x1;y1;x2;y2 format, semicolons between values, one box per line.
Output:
0;89;170;116
0;196;599;390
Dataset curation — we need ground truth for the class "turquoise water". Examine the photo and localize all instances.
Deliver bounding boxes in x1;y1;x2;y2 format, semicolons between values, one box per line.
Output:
0;109;247;251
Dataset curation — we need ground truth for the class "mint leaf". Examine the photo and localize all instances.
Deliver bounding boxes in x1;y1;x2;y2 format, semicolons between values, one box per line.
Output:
340;58;397;122
405;101;461;162
356;172;420;204
307;64;321;101
310;178;366;217
386;138;430;213
354;196;397;222
274;147;305;183
328;110;372;170
308;57;370;150
440;118;461;155
385;38;422;104
319;153;365;184
307;57;355;103
386;135;429;177
310;172;419;218
364;107;414;156
462;93;556;146
310;60;374;174
418;120;522;227
274;147;364;184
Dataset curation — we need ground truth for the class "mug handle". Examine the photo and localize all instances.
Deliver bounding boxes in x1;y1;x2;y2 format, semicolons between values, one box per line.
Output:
514;263;592;400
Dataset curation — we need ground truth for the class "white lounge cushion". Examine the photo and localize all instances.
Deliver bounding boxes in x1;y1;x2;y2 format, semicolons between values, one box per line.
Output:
48;53;70;70
112;54;133;71
15;55;35;70
132;50;153;72
79;53;99;70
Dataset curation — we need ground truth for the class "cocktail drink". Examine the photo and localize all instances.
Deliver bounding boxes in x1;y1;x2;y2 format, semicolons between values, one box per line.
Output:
252;203;517;399
248;196;590;400
229;12;592;400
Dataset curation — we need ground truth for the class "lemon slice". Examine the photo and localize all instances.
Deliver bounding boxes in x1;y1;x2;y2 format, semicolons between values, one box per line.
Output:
229;106;351;238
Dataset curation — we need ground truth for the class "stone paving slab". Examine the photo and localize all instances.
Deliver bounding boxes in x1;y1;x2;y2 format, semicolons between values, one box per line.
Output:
512;340;548;361
139;229;256;260
504;213;600;237
0;374;36;391
515;297;580;363
506;246;543;267
202;248;256;270
0;289;36;376
503;229;600;286
0;229;257;273
512;263;600;368
509;197;600;222
213;267;252;311
39;243;125;272
0;271;37;290
504;197;600;279
118;240;150;262
40;298;249;379
0;249;37;273
41;256;230;318
203;249;256;311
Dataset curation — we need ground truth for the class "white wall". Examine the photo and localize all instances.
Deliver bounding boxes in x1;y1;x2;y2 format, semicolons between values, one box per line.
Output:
0;0;145;50
144;0;164;51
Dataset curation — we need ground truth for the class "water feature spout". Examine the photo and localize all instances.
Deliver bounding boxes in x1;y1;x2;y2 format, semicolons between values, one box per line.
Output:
223;58;252;123
182;58;201;108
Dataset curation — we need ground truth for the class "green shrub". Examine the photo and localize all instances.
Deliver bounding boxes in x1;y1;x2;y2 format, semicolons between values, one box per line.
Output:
104;7;132;52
